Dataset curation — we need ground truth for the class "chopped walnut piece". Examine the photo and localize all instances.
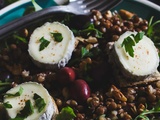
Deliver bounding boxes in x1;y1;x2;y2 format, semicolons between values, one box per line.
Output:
108;85;127;102
119;9;135;20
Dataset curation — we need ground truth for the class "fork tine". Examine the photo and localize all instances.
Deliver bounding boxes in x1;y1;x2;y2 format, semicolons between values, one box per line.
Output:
82;0;103;10
94;0;122;13
82;0;97;5
79;0;122;13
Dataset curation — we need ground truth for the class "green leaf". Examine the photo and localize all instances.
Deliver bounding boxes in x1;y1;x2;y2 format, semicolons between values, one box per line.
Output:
33;93;46;112
81;47;89;58
51;32;63;42
134;32;145;43
153;100;160;111
17;100;34;118
11;100;34;120
121;32;144;57
4;87;23;97
0;81;11;86
56;106;76;120
79;23;103;38
39;37;50;51
134;100;160;120
3;101;12;108
31;0;42;11
146;16;160;38
121;36;135;57
13;34;27;43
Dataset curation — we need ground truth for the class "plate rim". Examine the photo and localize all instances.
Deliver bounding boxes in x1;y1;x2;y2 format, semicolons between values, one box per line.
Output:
0;0;31;16
0;0;69;17
134;0;160;12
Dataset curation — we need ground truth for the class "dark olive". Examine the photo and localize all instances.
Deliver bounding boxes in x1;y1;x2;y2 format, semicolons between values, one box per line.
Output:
69;79;91;103
56;67;76;85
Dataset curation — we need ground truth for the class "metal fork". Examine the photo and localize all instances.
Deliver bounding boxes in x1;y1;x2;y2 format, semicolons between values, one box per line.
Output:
68;0;123;14
0;0;123;39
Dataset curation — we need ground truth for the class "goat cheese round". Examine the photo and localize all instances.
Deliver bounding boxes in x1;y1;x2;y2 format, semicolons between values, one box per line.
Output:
28;22;75;69
114;31;159;77
3;82;58;120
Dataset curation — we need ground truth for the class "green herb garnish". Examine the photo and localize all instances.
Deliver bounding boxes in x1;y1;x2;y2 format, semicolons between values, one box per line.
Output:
33;93;46;112
78;23;103;38
3;101;12;108
4;87;23;97
134;100;160;120
0;81;12;94
81;47;90;58
121;31;144;57
146;16;160;38
56;106;76;120
51;32;63;42
13;34;27;43
0;81;11;86
39;37;50;51
81;47;96;58
14;100;34;119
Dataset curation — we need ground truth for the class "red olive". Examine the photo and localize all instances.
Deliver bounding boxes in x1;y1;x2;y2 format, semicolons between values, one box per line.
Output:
69;79;91;103
56;67;76;85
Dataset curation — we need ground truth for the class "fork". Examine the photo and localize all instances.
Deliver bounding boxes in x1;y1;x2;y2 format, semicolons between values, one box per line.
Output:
0;0;123;39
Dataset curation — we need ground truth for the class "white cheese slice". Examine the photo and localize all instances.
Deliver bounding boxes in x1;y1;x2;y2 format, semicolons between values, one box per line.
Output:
28;22;75;69
3;82;58;120
114;31;159;77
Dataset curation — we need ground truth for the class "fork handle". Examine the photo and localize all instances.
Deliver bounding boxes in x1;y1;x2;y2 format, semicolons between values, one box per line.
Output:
0;5;76;40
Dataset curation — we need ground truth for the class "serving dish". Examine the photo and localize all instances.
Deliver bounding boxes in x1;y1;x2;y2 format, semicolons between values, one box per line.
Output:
0;0;160;120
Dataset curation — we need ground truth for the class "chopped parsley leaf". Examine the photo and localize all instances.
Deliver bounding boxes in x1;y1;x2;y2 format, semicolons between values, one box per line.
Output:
39;37;50;51
121;32;144;57
51;32;63;42
33;93;46;112
4;87;23;97
56;106;76;120
11;100;34;120
3;101;12;108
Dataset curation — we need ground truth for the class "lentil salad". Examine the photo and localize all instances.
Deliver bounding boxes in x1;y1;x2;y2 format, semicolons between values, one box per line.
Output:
0;4;160;120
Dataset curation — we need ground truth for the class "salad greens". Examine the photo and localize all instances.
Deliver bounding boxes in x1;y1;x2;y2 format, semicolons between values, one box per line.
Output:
11;100;34;120
33;93;46;112
39;37;50;51
77;23;103;38
13;34;27;44
51;32;63;42
146;16;160;38
1;0;160;119
0;81;11;87
3;101;12;109
121;31;144;57
56;106;76;120
4;87;23;97
147;16;160;56
134;100;160;120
